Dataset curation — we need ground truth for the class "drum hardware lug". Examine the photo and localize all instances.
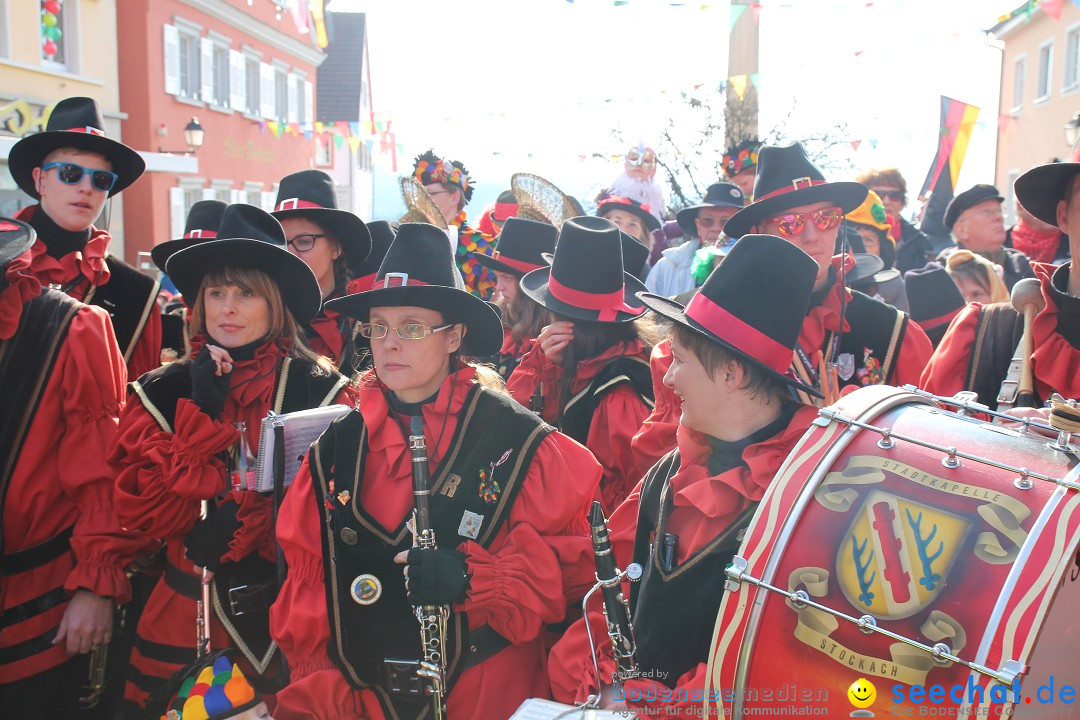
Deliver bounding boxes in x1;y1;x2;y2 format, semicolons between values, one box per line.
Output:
995;660;1026;686
950;391;986;417
856;614;877;635
942;447;961;469
931;643;953;665
725;556;749;592
1019;418;1032;435
811;416;832;428
877;430;895;449
790;590;810;609
1014;470;1033;490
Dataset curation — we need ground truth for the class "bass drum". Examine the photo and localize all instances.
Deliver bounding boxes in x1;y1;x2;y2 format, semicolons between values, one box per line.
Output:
706;385;1080;719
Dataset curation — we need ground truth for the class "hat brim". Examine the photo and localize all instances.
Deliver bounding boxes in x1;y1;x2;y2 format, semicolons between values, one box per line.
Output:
597;202;662;233
723;181;868;239
272;207;373;275
637;292;823;400
324;285;503;357
676;200;745;236
8;131;145;199
151;237;205;271
1014;162;1080;227
519;267;649;323
165;238;323;325
472;253;542;278
0;218;37;267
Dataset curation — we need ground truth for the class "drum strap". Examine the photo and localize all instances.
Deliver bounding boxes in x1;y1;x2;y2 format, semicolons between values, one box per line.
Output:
995;336;1024;412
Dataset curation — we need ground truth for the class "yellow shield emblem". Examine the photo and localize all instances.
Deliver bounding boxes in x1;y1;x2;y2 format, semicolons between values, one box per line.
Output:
836;490;970;619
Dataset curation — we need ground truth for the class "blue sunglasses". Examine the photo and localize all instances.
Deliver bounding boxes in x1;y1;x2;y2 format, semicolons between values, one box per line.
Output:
40;162;119;192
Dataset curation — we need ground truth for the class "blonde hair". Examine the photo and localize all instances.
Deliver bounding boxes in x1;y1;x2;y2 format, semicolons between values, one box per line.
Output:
190;266;334;372
944;250;1009;304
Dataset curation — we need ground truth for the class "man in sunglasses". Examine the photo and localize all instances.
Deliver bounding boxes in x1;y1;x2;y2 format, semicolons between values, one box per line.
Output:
8;96;161;380
724;142;933;400
856;167;935;273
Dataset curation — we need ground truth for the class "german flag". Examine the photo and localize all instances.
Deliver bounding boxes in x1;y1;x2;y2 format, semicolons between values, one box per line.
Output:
918;96;981;201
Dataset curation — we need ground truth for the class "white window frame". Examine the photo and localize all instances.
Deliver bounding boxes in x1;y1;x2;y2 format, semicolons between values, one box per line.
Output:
0;0;11;60
244;181;263;207
210;180;233;204
177;177;206;235
241;48;262;118
1065;21;1080;93
1012;53;1027;114
1036;39;1053;103
259;61;275;120
273;62;289;124
1005;168;1021;227
42;0;79;72
205;30;232;112
315;135;332;167
174;18;204;104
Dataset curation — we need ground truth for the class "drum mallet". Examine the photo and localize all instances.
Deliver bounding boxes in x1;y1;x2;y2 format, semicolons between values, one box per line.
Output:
1010;278;1046;408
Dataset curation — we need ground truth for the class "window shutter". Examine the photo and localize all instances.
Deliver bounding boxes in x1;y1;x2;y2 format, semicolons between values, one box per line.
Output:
229;49;245;111
303;80;314;131
287;72;300;124
163;25;180;96
261;191;276;211
202;188;216;201
169;187;186;238
200;37;214;104
260;62;275;119
229;189;243;204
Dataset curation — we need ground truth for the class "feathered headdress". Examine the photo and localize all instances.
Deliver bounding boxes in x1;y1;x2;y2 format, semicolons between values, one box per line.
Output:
412;149;474;203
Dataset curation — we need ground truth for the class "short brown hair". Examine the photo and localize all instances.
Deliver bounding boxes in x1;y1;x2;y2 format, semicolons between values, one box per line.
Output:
672;324;786;401
856;168;907;200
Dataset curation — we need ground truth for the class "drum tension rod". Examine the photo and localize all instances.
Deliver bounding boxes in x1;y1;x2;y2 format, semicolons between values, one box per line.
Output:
723;557;1026;688
901;386;1061;438
816;408;1080;492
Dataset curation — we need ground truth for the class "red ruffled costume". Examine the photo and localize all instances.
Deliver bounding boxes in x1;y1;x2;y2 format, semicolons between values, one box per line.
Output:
0;251;138;683
628;339;678;484
506;339;653;514
270;367;602;720
921;262;1080;400
15;205;163;380
547;405;818;712
110;336;355;710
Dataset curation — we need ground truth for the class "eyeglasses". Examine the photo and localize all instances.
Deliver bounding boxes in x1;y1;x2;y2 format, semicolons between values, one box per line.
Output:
767;207;843;238
287;234;326;252
40;162;118;192
871;189;904;202
696;215;732;229
359;322;455;340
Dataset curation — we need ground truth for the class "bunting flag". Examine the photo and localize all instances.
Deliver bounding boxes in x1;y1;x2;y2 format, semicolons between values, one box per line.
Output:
729;74;749;100
1043;0;1063;19
310;0;329;49
850;139;862;151
918;96;980;201
749;72;760;90
267;121;281;138
347;136;362;152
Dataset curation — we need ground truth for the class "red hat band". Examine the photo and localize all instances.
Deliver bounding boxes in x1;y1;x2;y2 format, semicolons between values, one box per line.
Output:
378;272;430;289
548;276;641;322
756;177;828;203
275;198;325;212
684;292;792;372
183;229;217;239
490;250;541;275
64;126;106;136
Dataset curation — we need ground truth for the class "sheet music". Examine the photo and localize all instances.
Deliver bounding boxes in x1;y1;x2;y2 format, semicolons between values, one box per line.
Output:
253;404;352;492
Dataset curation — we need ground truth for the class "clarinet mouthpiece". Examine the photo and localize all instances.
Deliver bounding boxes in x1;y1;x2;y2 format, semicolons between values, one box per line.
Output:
589;500;606;527
410;415;424;436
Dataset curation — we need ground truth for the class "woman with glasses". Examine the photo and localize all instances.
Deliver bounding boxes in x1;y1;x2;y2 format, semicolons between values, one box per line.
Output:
507;216;659;514
724;143;932;400
272;170;373;373
109;205;354;714
268;222;601;720
856;166;935;273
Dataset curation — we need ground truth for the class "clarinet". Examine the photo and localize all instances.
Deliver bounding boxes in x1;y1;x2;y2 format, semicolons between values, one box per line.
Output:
530;380;544;415
589;501;639;685
408;416;447;720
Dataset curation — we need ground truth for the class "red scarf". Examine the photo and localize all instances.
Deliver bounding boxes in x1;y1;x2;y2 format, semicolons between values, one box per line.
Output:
15;205;111;293
1010;220;1061;264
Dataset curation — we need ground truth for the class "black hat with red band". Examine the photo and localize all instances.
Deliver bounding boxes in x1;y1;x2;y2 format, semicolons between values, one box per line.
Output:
348;220;396;293
637;234;822;399
325;222;503;356
271;170;372;275
474;217;557;278
903;263;966;347
151;199;228;271
724;142;867;239
520;216;649;324
8;96;145;199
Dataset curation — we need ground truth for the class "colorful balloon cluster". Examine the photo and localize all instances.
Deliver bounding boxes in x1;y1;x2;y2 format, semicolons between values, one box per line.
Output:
40;0;63;59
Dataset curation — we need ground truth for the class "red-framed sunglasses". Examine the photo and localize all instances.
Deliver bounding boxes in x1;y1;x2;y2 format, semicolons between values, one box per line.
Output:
767;207;843;238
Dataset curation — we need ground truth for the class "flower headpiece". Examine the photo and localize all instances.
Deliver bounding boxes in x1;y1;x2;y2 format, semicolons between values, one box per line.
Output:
413;149;474;203
723;138;762;178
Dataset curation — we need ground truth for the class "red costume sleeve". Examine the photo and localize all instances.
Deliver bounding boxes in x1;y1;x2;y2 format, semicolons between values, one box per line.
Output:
112;399;240;541
58;305;143;601
505;340;563;423
891;315;934;387
127;307;163;380
628;340;678;485
919;304;983;396
587;386;653;514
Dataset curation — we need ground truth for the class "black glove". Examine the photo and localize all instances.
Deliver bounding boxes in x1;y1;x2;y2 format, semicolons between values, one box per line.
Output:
184;500;241;573
405;547;470;607
189;345;230;419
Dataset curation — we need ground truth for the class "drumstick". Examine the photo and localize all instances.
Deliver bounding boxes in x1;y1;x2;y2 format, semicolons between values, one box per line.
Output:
817;351;837;406
1010;279;1046;407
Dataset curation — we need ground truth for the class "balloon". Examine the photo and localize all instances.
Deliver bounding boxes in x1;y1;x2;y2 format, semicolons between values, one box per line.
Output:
44;1;61;13
43;12;57;27
43;39;57;56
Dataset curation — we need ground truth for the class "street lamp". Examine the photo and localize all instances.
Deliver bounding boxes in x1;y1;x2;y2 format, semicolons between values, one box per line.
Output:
1065;112;1080;148
159;116;205;154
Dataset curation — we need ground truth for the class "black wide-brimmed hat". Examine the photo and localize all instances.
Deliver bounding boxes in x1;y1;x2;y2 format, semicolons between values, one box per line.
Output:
539;227;650;281
1015;145;1080;227
676;182;746;236
151;200;228;271
8;96;145;199
474;217;556;278
724;143;868;239
325;223;502;356
521;216;649;324
166;204;322;324
596;195;662;233
904;263;965;346
943;184;1003;231
350;220;396;292
638;234;821;398
0;217;37;268
271;170;372;274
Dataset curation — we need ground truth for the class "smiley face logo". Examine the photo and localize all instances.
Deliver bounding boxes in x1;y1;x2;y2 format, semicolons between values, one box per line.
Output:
847;678;876;709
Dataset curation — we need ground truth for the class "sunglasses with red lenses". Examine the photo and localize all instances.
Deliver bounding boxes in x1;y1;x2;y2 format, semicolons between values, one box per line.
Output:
767;207;843;238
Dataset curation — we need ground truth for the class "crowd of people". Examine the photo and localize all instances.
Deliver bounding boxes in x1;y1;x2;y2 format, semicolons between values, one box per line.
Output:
1;94;1078;720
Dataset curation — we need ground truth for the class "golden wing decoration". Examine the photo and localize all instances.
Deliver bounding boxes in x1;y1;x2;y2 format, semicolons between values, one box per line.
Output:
511;173;580;228
399;177;448;230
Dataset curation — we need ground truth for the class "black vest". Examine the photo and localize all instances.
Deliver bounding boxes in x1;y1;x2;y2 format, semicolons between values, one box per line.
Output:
561;354;653;444
132;354;348;679
83;255;159;364
962;303;1025;410
309;385;551;720
628;450;757;687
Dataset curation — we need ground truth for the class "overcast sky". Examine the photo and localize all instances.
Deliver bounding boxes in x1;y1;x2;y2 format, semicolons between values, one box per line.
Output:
329;0;1024;219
